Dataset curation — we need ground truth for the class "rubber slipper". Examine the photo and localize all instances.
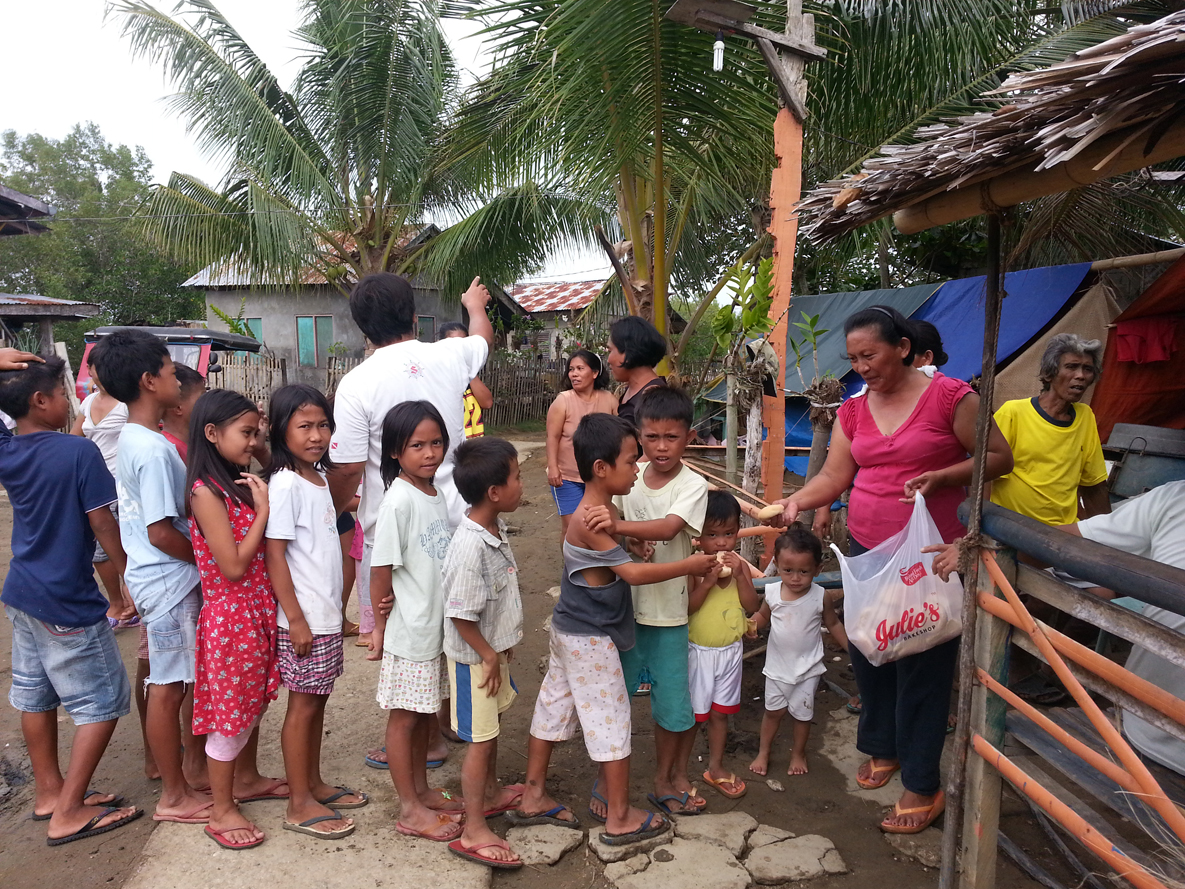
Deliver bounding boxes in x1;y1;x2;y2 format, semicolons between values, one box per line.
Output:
505;805;581;830
32;790;126;821
648;791;705;816
483;784;525;818
395;814;463;842
702;770;746;799
1011;674;1068;706
365;747;389;770
342;621;359;638
427;757;445;769
47;807;143;846
116;616;141;629
316;786;369;809
152;801;214;823
283;811;355;840
600;811;669;846
845;696;862;715
238;778;289;802
205;823;264;850
447;838;523;869
880;790;946;835
588;779;608;824
856;760;900;790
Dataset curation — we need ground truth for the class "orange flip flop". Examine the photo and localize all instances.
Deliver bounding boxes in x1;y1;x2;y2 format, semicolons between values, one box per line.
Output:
856;759;900;789
880;790;945;834
702;770;747;799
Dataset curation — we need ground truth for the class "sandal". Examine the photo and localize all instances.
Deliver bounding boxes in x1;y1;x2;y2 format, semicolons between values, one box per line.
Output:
46;807;143;846
600;811;669;846
283;812;355;840
395;814;463;842
447;838;523;870
647;791;705;815
316;786;369;809
856;759;900;790
588;779;608;824
846;694;862;715
505;805;581;830
205;823;265;850
702;770;746;799
880;790;945;835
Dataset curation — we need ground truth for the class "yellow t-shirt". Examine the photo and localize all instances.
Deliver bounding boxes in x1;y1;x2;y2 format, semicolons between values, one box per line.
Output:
462;385;483;438
613;462;709;626
688;577;746;648
991;397;1108;526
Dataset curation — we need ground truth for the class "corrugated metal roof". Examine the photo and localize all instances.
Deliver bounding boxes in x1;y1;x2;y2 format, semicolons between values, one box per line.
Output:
0;293;96;307
508;280;606;314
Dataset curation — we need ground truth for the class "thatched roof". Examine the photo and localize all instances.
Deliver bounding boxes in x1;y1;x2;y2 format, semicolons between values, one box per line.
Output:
799;10;1185;240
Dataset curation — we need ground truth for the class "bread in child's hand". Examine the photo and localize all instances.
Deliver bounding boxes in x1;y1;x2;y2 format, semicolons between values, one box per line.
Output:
756;504;783;521
716;552;732;578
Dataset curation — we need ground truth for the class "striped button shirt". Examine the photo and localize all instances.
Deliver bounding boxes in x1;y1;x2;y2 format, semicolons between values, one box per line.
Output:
443;516;524;664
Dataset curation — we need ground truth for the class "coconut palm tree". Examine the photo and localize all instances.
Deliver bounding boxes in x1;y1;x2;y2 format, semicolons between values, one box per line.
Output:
110;0;610;295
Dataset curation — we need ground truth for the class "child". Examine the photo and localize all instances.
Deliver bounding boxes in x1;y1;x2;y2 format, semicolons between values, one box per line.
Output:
187;389;284;849
442;437;526;868
438;322;493;439
265;384;365;841
597;386;710;814
0;354;142;845
687;492;761;799
369;400;462;842
161;362;205;461
95;328;213;823
515;413;716;845
748;528;848;777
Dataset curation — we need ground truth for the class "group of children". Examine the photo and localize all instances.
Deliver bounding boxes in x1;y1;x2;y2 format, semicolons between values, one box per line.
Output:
0;335;847;867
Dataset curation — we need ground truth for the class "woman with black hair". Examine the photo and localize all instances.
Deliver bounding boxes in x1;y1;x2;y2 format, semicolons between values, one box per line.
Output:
607;316;667;427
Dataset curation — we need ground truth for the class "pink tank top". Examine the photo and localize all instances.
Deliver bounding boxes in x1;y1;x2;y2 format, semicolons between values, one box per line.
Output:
837;372;973;549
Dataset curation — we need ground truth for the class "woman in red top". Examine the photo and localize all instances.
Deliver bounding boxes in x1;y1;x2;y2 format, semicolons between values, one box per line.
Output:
775;305;1011;834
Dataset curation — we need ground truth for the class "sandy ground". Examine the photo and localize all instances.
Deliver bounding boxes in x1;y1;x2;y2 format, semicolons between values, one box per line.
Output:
0;434;1057;888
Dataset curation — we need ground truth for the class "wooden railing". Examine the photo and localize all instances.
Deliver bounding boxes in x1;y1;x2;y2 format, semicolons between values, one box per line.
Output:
325;354;360;398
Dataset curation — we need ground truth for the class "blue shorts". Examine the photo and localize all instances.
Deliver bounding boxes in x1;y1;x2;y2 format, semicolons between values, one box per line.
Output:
145;585;202;686
550;480;585;516
618;623;694;732
6;605;131;725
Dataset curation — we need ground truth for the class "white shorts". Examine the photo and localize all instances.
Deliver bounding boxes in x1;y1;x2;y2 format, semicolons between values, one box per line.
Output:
689;640;743;722
377;652;446;713
764;674;821;721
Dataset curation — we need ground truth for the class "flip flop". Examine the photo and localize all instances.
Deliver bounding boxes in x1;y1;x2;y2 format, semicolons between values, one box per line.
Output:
205;823;264;850
880;790;946;835
856;760;900;790
283;811;355;840
483;784;525;818
237;778;289;802
588;780;608;824
396;814;463;842
47;807;143;846
447;838;523;870
702;770;746;799
342;621;360;638
153;801;214;823
32;790;126;821
364;747;388;770
505;805;581;830
647;791;706;816
846;695;862;715
316;786;369;810
116;616;142;629
600;811;669;846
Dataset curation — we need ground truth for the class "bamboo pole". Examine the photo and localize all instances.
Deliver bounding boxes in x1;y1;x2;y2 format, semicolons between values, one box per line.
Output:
1090;246;1185;271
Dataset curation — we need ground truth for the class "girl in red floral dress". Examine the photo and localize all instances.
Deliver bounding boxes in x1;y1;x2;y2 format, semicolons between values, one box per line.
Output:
187;389;282;850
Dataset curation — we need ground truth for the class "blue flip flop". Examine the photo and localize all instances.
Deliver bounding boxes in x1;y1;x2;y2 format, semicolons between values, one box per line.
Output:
588;780;608;824
647;791;705;816
600;811;669;846
364;746;444;770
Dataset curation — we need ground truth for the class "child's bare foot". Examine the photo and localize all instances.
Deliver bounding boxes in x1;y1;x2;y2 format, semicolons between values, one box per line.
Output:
233;776;289;801
154;790;214;822
47;804;140;841
455;824;521;866
483;783;524;815
208;807;266;846
749;753;770;776
788;753;809;776
284;799;353;835
422;787;465;814
144;758;161;780
658;777;706;813
605;804;666;838
32;789;123;819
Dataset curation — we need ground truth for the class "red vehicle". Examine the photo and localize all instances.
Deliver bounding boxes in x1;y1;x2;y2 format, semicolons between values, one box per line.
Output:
76;326;262;401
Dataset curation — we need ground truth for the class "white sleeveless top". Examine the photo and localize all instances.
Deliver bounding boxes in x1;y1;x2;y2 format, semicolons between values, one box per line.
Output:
81;392;128;478
763;582;827;686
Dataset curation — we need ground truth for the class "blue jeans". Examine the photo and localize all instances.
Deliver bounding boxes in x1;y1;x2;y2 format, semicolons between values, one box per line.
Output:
145;584;201;686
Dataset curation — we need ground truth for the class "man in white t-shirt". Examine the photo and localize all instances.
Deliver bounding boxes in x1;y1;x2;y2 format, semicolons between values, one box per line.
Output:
328;272;493;765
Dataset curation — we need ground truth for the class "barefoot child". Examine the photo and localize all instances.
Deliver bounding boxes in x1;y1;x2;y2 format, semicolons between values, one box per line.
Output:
187;390;284;849
515;414;717;845
687;492;761;799
443;437;526;869
0;353;142;844
369;401;462;842
749;528;848;777
265;384;364;841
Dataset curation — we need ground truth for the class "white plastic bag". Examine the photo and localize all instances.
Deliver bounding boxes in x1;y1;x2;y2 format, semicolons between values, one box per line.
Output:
831;493;963;666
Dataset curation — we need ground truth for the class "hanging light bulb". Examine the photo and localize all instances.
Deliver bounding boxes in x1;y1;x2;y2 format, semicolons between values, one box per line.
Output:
712;30;724;72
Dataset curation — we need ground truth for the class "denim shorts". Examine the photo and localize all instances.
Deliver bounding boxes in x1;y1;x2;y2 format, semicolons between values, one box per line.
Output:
145;585;202;686
93;503;118;563
550;480;585;516
618;623;695;733
6;605;131;725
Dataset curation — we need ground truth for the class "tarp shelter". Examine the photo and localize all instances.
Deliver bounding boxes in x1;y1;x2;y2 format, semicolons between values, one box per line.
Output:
1091;253;1185;442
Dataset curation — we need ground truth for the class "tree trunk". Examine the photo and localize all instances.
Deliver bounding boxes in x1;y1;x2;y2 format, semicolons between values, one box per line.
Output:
799;416;832;528
725;366;739;486
740;395;764;564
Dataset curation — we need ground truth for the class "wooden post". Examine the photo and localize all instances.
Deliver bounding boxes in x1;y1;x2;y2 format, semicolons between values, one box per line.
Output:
725;367;739;485
38;319;54;357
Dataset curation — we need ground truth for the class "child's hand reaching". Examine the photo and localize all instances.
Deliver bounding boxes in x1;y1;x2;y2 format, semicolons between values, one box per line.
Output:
687;552;722;576
289;617;314;657
626;537;654;561
584;505;617;537
237;473;269;518
921;542;960;581
366;634;383;662
479;654;502;698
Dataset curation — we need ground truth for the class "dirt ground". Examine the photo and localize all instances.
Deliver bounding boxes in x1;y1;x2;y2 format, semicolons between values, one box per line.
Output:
0;433;1062;888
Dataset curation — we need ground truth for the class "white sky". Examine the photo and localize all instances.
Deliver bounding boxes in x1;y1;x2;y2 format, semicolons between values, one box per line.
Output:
2;0;610;282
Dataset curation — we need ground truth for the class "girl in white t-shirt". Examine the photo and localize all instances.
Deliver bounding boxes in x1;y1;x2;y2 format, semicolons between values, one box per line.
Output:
368;400;461;842
265;385;366;840
749;529;848;778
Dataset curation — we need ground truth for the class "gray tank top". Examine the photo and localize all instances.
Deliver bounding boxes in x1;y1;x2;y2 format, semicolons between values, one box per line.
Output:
552;541;635;651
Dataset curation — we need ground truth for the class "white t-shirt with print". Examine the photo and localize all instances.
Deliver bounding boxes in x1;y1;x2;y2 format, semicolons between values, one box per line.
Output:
329;336;488;538
371;477;452;662
613;461;709;626
1078;481;1185;775
265;468;344;635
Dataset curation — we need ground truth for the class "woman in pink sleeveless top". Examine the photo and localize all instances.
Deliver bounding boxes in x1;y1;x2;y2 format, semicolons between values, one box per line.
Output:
775;305;1012;835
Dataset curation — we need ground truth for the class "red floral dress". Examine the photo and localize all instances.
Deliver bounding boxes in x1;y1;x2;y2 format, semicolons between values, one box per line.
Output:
190;479;280;737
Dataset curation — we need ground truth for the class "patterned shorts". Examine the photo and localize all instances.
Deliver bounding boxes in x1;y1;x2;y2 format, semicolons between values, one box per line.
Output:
377;652;445;714
137;623;149;661
278;630;344;695
530;629;631;762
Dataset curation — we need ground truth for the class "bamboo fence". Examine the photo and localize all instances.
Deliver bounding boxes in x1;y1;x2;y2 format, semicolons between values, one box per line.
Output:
482;351;563;429
325;354;360;398
213;353;287;406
